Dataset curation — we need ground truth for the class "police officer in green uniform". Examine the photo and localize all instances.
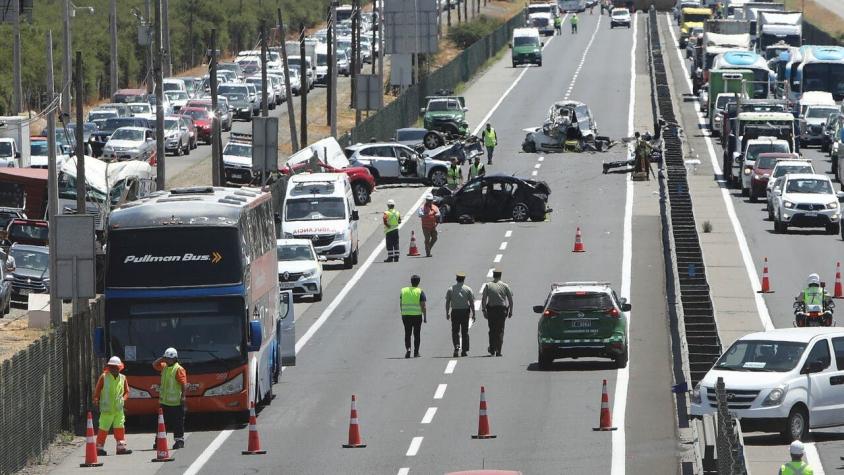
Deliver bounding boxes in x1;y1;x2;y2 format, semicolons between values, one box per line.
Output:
554;14;562;34
482;123;497;165
400;275;427;358
780;440;814;474
468;156;486;180
383;199;401;262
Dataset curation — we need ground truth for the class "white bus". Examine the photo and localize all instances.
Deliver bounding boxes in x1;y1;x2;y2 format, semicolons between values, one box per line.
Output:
558;0;587;13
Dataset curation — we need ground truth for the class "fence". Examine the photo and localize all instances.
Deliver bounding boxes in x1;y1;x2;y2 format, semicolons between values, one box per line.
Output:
0;301;104;475
340;10;526;146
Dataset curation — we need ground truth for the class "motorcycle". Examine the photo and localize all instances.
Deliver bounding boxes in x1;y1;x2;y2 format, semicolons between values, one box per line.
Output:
793;294;835;327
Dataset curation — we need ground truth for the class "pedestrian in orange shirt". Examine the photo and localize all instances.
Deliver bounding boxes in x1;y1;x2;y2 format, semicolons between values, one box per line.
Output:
93;356;132;456
152;348;188;449
417;193;441;257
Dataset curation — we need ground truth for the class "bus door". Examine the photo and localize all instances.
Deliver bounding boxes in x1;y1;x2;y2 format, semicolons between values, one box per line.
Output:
279;290;296;366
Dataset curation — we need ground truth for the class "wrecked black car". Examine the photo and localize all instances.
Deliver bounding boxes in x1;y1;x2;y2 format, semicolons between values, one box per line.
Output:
432;175;551;222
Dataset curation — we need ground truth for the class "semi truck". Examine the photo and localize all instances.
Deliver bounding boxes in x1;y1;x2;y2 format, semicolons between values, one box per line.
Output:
0;117;31;168
757;11;802;53
737;1;785;42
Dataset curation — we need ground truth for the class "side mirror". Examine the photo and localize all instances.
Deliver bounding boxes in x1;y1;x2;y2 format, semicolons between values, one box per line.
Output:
420;108;426;115
93;327;106;357
351;210;359;221
463;107;469;112
837;191;844;202
318;255;327;262
532;305;544;314
621;303;632;312
509;43;513;49
247;320;263;352
15;152;20;159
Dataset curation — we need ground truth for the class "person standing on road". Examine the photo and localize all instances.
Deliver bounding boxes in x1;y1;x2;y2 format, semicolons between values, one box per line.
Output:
554;14;562;34
400;274;427;358
570;13;579;34
417;193;441;257
153;348;188;450
93;356;132;456
468;155;486;180
481;123;497;165
383;199;401;262
780;440;814;474
447;158;463;191
445;272;476;357
481;269;514;357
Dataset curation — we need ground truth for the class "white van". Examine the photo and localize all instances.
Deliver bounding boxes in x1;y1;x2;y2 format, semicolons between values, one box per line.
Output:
281;173;360;269
163;78;188;94
690;327;844;441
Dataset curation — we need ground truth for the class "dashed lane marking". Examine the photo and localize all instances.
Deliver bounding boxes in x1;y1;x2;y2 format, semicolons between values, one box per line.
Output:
444;360;457;374
499;242;508;250
504;230;512;238
397;468;410;475
563;15;603;101
531;170;538;176
493;254;503;263
421;407;437;424
434;384;447;399
406;437;424;456
534;163;541;169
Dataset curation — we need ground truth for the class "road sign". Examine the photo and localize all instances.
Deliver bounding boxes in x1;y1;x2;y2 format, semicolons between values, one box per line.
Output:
390;54;413;88
252;117;279;175
353;74;384;111
54;215;96;299
384;0;438;54
0;0;33;23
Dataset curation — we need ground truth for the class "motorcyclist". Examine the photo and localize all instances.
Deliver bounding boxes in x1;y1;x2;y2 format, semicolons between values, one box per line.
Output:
795;273;834;326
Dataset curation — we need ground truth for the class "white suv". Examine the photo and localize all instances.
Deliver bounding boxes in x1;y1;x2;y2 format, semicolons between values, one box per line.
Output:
765;159;815;219
690;328;844;441
771;173;842;234
277;239;323;301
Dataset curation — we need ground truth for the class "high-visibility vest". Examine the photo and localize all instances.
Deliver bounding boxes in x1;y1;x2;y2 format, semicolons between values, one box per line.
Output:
483;128;497;147
554;16;562;27
100;373;125;414
447;166;460;186
469;163;485;179
780;461;813;475
571;16;579;25
804;287;824;306
384;209;400;233
400;287;423;316
160;363;184;406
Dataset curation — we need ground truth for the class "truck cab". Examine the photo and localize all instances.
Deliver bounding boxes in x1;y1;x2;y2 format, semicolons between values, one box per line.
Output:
0;138;20;168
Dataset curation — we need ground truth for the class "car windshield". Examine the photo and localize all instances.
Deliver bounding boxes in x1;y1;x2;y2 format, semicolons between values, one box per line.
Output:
714;339;806;372
773;164;812;178
166;91;188;100
806;107;839;119
285;197;346;221
548;292;614;312
514;36;539;47
428;100;459;112
396;129;427;141
89;111;116;120
30;141;48;155
103;118;138;131
785;178;832;194
755;156;779;169
111;129;144;141
0;142;12;157
128;104;150;114
277;244;315;261
612;9;629;17
316;54;328;67
530;17;549;27
716;95;737;108
219;85;248;95
164;119;179;130
10;248;49;271
182;109;210;120
746;143;789;162
163;82;181;91
224;143;251;157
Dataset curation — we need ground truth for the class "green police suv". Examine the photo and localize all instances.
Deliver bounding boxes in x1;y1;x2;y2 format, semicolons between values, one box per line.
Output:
421;94;468;137
511;27;543;68
533;281;630;369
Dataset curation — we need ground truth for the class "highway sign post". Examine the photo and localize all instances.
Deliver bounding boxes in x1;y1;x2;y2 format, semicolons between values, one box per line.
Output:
252;117;279;184
54;215;96;300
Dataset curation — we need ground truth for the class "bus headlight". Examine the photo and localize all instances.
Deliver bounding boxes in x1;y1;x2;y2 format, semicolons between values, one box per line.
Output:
204;373;243;397
128;386;152;399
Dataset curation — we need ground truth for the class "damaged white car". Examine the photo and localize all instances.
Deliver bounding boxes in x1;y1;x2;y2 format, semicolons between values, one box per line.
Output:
521;100;601;153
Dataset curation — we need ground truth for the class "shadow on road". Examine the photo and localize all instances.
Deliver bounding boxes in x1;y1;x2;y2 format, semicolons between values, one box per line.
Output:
526;359;617;372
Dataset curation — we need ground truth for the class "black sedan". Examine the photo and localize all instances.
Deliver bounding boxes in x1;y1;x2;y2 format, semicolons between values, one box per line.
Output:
88;117;153;157
433;175;551;222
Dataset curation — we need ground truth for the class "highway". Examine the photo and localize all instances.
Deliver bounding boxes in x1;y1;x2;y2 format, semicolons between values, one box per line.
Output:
51;12;682;475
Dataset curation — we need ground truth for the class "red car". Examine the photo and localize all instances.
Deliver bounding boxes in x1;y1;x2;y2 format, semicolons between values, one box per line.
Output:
4;219;49;247
750;152;799;202
179;107;213;144
279;160;376;206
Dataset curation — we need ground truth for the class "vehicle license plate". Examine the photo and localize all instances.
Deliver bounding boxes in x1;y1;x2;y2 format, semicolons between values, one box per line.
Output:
571;320;591;328
805;212;817;217
232;172;243;179
279;282;295;289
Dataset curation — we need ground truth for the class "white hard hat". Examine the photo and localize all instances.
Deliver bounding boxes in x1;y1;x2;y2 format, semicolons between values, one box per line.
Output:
790;440;804;456
425;193;434;200
387;199;396;206
807;273;821;286
107;356;122;367
163;348;178;359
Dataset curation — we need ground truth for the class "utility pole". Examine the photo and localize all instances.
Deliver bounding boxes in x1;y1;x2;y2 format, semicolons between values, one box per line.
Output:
351;0;361;126
162;0;172;77
330;1;338;137
326;5;333;127
260;23;269;117
46;31;60;327
378;0;384;91
447;0;452;28
299;24;308;147
110;0;119;96
75;52;86;217
11;0;22;114
154;0;165;189
61;0;71;116
371;4;377;75
277;8;298;152
145;0;153;93
210;29;222;186
457;0;462;23
463;0;468;22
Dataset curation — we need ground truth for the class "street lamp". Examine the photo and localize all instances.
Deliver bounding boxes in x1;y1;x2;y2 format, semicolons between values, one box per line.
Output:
62;1;95;116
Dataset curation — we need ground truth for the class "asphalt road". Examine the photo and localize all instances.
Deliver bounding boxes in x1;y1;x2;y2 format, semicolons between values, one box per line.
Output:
51;12;681;475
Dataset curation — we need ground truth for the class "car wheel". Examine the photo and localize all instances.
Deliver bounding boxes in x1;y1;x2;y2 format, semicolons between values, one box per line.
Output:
615;350;628;368
183;142;190;155
512;60;516;68
827;222;841;235
429;169;447;187
439;204;451;222
538;349;553;370
741;184;749;197
352;247;359;265
343;254;354;269
314;280;323;302
175;142;183;156
522;139;536;153
423;131;445;150
749;189;757;203
783;405;809;442
511;202;529;222
537;60;542;67
352;183;370;205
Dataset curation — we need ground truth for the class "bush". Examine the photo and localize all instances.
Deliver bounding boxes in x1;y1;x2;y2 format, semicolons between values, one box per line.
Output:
447;15;504;49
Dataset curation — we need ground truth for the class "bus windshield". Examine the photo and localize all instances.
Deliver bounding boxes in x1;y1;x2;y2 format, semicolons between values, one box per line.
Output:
801;63;844;100
107;297;246;374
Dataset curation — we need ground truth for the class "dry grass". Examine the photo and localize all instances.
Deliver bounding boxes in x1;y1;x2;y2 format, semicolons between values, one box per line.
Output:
783;0;844;41
0;317;48;361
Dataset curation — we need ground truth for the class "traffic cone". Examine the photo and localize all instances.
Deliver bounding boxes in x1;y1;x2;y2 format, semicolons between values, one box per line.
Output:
834;262;843;299
151;408;175;462
757;257;774;294
593;379;617;431
471;386;497;439
572;227;585;253
407;231;420;256
342;395;367;448
79;412;103;467
242;402;267;455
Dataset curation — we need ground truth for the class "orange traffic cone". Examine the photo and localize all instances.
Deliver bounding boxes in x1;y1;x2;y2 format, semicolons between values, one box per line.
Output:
242;402;267;455
407;230;420;257
757;257;774;294
593;379;617;431
151;408;175;462
80;411;103;467
834;262;843;299
471;386;497;439
572;227;585;253
342;395;367;448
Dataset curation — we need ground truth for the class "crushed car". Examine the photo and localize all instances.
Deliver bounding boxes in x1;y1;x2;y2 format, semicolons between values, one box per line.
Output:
431;174;551;223
521;100;603;153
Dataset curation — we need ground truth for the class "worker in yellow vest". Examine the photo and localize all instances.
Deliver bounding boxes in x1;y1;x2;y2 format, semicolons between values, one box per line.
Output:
447;158;463;190
400;274;427;358
468;155;486;180
779;440;814;474
153;348;188;450
383;199;402;262
93;356;132;456
482;123;498;165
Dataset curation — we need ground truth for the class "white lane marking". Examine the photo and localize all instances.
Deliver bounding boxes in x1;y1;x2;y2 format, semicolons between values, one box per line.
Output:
531;170;538;176
405;436;424;456
563;15;603;100
486;267;494;278
538;156;545;162
184;194;431;475
505;230;513;238
493;254;503;263
444;360;457;374
434;384;447;399
420;407;437;424
534;163;541;169
474;299;481;311
664;15;774;332
499;242;508;250
183;430;234;475
611;12;637;475
397;468;410;475
805;443;825;475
